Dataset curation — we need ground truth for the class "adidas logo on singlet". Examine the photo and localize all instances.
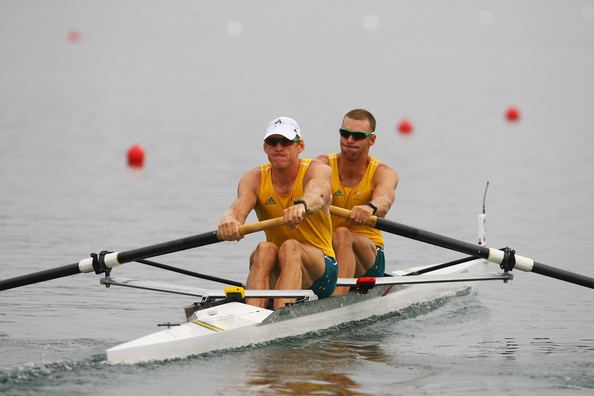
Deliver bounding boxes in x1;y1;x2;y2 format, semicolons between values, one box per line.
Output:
265;197;277;205
334;188;344;197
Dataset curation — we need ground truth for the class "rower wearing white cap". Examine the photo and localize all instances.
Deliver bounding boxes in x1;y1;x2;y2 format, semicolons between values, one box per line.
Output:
218;116;337;309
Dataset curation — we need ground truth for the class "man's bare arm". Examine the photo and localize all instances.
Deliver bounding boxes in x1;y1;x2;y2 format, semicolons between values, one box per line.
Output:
218;167;260;240
346;163;398;224
370;163;399;218
285;161;332;228
302;161;333;213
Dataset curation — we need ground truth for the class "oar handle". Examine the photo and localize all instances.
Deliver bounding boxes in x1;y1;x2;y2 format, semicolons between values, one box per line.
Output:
238;216;285;235
330;206;378;227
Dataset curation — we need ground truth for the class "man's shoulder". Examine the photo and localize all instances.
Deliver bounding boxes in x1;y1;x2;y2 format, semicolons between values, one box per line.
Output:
247;164;266;174
303;157;332;179
371;156;395;171
307;157;331;170
240;166;263;184
314;154;331;165
372;160;399;185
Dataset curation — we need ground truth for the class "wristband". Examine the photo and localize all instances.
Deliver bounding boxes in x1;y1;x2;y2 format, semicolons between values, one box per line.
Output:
293;199;309;213
366;202;378;215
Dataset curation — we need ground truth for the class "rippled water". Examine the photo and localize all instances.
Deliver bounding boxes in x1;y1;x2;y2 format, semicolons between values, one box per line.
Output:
1;0;594;394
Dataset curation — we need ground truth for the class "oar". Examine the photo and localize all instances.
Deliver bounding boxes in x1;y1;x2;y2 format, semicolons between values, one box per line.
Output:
404;255;478;276
135;258;244;287
0;216;285;291
330;206;594;289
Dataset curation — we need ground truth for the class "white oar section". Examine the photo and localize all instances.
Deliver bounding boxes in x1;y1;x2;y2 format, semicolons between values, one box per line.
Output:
330;206;594;289
78;253;121;273
77;257;94;273
487;248;534;272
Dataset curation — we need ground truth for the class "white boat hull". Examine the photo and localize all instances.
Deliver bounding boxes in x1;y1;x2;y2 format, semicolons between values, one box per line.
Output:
107;259;494;364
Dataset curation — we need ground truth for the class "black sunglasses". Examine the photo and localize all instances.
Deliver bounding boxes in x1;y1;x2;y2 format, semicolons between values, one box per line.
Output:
339;128;374;140
264;136;301;147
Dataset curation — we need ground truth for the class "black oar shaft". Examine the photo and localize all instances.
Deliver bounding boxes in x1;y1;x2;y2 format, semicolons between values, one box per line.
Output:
532;261;594;289
375;218;491;259
373;217;594;289
115;216;285;264
118;231;219;264
404;256;478;276
0;232;221;292
136;258;243;287
0;263;80;291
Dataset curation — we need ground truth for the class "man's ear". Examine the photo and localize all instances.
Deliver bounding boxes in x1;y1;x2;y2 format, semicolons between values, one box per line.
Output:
297;140;305;153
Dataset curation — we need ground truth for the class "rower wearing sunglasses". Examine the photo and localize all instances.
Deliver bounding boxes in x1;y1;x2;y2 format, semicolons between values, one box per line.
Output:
218;116;337;309
316;109;399;296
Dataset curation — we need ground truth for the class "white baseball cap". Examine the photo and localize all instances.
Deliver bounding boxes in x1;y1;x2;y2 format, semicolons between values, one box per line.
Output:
264;116;302;140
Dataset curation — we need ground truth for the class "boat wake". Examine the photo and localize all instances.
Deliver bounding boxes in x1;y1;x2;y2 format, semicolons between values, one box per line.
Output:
0;354;106;393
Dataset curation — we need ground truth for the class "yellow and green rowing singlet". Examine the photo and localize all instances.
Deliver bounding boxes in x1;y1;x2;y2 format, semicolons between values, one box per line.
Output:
255;159;335;258
328;153;384;248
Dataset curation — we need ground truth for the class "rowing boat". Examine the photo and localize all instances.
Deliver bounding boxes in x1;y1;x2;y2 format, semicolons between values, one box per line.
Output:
103;258;509;364
1;202;592;365
94;195;509;364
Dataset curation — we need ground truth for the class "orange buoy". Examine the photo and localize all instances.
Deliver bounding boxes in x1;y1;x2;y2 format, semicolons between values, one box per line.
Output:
127;144;145;167
397;119;414;134
505;106;520;122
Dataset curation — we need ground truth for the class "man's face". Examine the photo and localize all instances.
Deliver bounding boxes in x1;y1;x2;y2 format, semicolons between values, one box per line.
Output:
339;117;376;158
263;135;304;169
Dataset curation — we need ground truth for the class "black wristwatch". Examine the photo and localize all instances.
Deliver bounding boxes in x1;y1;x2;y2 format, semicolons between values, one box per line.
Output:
366;202;378;215
293;199;309;213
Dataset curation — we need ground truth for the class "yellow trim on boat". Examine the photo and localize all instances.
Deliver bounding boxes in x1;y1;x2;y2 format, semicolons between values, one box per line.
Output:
192;320;224;332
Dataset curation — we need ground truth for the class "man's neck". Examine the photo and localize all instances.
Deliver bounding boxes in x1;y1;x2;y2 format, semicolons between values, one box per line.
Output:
337;153;370;187
270;160;301;195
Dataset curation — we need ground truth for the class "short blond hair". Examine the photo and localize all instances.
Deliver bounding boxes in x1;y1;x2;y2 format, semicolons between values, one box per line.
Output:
344;109;376;132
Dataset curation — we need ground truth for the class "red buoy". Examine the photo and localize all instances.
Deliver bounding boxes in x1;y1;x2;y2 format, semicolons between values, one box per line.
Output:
127;144;145;167
67;30;81;43
506;106;520;122
397;119;414;134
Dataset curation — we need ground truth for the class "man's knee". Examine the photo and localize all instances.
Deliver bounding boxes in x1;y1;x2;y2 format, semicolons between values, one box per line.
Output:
333;227;353;248
253;241;278;255
277;239;300;264
250;242;278;269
